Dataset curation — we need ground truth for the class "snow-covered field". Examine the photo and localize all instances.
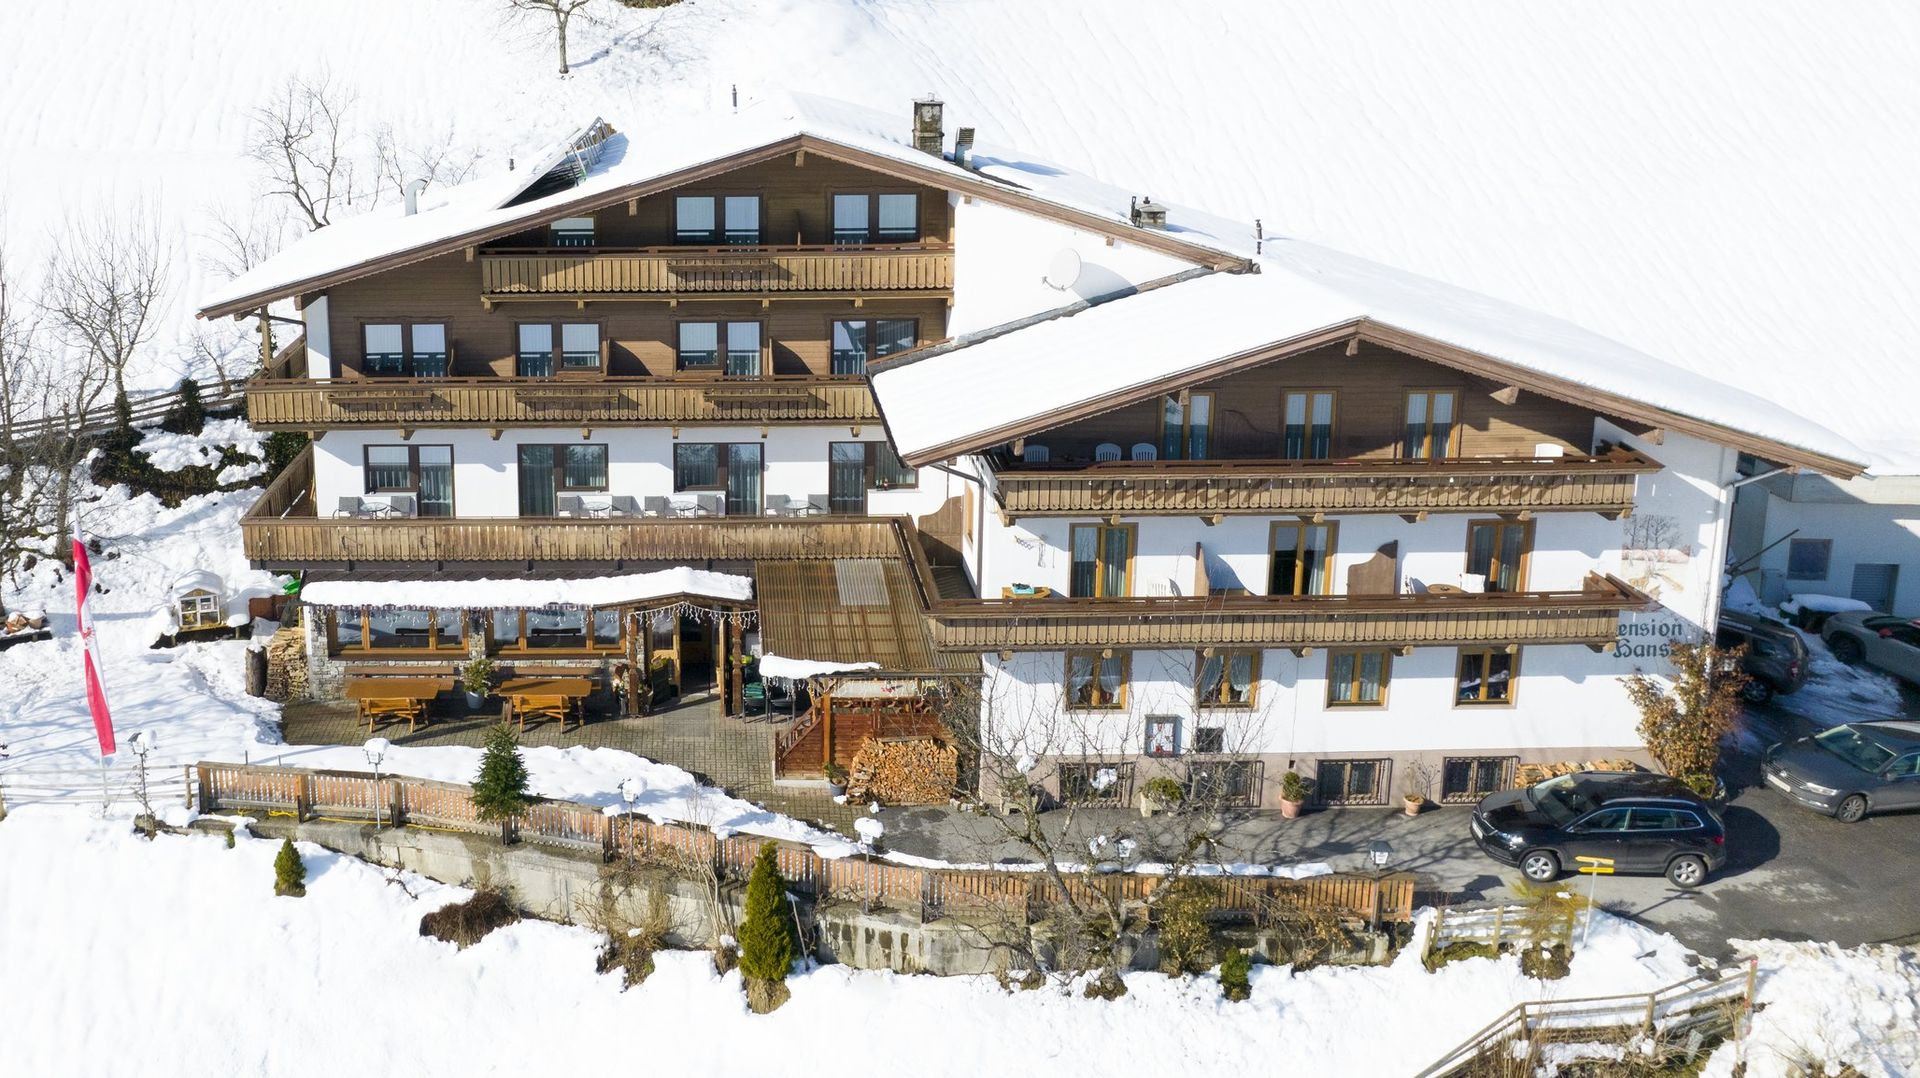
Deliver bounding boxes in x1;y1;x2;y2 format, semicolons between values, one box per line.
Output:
3;810;1911;1078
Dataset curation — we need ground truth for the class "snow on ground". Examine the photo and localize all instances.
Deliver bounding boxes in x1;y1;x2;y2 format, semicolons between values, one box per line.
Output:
133;418;266;474
0;810;1763;1078
1772;629;1911;728
1701;939;1920;1078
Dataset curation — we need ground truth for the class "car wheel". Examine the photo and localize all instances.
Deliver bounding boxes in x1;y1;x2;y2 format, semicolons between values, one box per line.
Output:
1665;855;1708;889
1829;635;1865;665
1740;680;1775;704
1836;794;1870;823
1520;850;1560;882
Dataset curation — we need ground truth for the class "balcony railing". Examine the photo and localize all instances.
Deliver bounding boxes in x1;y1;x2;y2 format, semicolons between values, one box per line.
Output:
244;374;878;429
478;244;954;298
992;451;1661;518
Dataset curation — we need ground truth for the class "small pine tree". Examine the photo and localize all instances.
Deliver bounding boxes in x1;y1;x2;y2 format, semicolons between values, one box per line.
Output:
274;837;307;897
737;842;795;984
161;377;207;435
1219;948;1251;1002
471;723;531;831
111;388;135;439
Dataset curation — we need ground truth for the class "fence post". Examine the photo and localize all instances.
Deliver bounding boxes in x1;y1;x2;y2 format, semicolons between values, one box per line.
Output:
389;779;405;829
1643;992;1657;1030
196;764;213;814
295;771;312;822
1492;905;1506;949
0;774;8;822
601;812;614;863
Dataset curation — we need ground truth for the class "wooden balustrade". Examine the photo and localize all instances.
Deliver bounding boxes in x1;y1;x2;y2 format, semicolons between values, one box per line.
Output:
478;245;953;297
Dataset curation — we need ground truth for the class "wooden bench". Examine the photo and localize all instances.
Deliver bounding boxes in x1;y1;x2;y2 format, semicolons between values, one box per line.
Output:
497;676;594;733
343;675;450;734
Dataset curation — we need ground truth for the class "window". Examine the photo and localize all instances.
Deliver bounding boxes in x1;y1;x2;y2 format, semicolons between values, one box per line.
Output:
1191;726;1226;754
1058;762;1133;806
1441;757;1514;803
1283;390;1336;459
1145;717;1178;757
1315;759;1385;805
1066;651;1128;709
1198;649;1259;708
516;322;601;375
330;607;462;652
675;195;761;245
1402;389;1460;459
1327;649;1390;706
1886;752;1920;779
551;216;595;246
1628;808;1701;831
1576;808;1631;832
832;192;918;243
673;442;762;514
361;321;449;377
830;318;918;375
1466;519;1531;592
828;441;918;513
364;445;454;517
178;593;221;630
1159;392;1213;460
489;608;624;653
677;321;762;375
1787;538;1832;580
1269;521;1335;596
1456;648;1518;705
1068;523;1134;598
1189;759;1260;807
517;444;608;516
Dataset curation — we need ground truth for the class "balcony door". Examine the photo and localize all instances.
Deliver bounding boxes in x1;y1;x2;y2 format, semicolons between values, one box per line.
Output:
1402;390;1460;459
1160;392;1213;460
1069;524;1134;598
1466;519;1531;592
828;442;868;514
1269;521;1335;595
517;444;608;517
1282;390;1335;459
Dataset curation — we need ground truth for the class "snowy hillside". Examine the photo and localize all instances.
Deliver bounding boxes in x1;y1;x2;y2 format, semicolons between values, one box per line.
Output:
5;0;1920;469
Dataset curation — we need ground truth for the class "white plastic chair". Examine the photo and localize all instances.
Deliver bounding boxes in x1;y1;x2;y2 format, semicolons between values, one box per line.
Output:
1094;443;1123;462
1534;443;1566;458
1458;573;1487;594
1022;444;1050;463
1130;443;1157;461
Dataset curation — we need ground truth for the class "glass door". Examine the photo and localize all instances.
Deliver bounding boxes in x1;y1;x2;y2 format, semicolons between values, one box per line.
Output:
829;442;867;514
517;446;556;517
725;444;761;515
417;446;453;517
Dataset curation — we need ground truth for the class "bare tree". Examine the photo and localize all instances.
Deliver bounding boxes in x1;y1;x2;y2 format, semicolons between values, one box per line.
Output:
247;74;360;230
506;0;599;75
370;122;485;208
198;198;294;283
39;203;169;410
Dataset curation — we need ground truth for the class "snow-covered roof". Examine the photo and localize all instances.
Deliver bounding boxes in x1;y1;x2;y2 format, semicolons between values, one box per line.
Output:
872;240;1869;474
756;655;880;682
197;94;1244;319
167;570;223;599
298;568;752;610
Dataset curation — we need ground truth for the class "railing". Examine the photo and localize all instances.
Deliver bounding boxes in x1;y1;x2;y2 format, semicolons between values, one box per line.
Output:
244;373;877;429
478;244;954;297
993;451;1660;518
193;761;1417;926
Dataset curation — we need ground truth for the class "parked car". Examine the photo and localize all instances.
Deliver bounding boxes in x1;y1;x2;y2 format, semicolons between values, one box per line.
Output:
1469;771;1728;888
1762;720;1920;822
1715;611;1808;703
1821;611;1920;684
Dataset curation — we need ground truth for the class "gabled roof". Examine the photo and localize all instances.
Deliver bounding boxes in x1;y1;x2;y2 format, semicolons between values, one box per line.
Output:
196;94;1247;319
869;239;1868;476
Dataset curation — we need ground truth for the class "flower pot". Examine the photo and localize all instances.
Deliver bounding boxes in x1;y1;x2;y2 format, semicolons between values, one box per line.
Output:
1279;797;1303;820
465;691;486;710
828;782;847;797
1403;797;1424;818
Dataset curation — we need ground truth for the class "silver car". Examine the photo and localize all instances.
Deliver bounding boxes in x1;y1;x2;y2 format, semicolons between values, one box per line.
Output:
1822;611;1920;684
1763;721;1920;822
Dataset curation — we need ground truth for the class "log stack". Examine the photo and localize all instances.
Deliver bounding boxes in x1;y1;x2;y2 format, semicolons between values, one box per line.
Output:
1513;758;1642;787
844;736;958;805
263;625;309;702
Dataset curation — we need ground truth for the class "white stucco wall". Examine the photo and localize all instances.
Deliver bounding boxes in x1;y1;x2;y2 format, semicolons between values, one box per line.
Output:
1733;486;1920;613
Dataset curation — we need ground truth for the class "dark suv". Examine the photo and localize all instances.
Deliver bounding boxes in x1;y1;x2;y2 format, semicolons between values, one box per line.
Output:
1470;772;1728;888
1716;611;1808;703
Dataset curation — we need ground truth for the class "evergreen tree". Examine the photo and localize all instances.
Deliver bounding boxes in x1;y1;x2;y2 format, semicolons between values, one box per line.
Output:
273;837;306;897
161;377;206;435
1219;948;1251;1002
111;388;134;440
737;842;795;983
471;723;531;830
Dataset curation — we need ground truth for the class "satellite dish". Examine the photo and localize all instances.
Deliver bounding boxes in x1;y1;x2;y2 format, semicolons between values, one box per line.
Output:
1042;248;1083;291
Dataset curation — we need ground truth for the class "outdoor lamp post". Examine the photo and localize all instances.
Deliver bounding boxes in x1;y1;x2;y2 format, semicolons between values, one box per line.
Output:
363;738;389;829
129;730;155;819
1367;839;1394;933
619;777;642;865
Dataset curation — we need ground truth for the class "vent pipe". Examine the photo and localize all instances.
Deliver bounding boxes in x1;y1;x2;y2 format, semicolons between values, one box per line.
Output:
1130;196;1167;230
913;96;944;156
403;178;429;216
953;126;976;168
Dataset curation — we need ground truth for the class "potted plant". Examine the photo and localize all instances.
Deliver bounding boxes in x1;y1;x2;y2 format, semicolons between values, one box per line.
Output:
1279;770;1309;819
824;762;848;797
462;656;495;710
1402;761;1433;817
1402;790;1426;817
1139;776;1185;818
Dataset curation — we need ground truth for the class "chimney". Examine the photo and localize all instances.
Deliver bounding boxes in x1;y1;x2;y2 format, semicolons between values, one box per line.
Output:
1130;196;1168;230
913;96;944;156
953;126;976;169
403;178;429;216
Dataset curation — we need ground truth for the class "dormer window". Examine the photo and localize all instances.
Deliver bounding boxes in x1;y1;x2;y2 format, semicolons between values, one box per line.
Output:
675;195;761;245
551;216;595;246
832;193;919;244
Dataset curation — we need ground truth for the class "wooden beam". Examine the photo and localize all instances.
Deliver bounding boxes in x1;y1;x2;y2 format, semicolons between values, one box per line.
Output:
1289;646;1314;658
1490;385;1521;405
627;198;638;215
1642;427;1666;445
1345;337;1361;357
1399;511;1429;524
464;246;475;263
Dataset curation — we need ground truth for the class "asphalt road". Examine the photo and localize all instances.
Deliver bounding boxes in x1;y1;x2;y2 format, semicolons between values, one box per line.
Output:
880;702;1920;958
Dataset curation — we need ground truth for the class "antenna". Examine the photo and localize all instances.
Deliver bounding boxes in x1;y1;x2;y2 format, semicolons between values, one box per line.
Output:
1042;248;1083;291
1255;217;1263;255
732;84;738;113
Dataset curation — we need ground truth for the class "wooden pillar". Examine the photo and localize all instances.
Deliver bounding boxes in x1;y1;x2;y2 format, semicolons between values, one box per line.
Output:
258;309;274;370
820;688;834;769
728;615;745;717
638;612;654;714
716;610;733;716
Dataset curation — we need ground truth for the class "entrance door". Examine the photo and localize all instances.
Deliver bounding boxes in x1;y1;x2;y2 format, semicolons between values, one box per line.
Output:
1851;563;1899;612
678;614;713;695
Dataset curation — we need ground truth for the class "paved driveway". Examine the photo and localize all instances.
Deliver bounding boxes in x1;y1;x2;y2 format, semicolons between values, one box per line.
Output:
879;703;1920;957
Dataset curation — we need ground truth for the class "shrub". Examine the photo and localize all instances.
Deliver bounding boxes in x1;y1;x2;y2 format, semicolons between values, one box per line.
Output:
462;656;496;697
1219;948;1252;1002
1423;940;1499;972
1280;770;1309;802
1156;879;1215;975
1519;941;1572;980
1142;776;1186;807
738;842;796;1012
263;431;309;476
160;377;206;435
1082;968;1128;1000
420;887;519;949
1625;641;1747;782
824;761;847;786
471;723;531;828
273;838;306;897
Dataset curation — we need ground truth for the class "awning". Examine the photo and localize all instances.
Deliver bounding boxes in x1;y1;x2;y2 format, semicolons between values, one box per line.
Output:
754;558;976;677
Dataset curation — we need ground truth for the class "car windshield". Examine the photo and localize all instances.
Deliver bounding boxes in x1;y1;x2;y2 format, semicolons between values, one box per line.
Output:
1528;774;1597;826
1815;726;1897;773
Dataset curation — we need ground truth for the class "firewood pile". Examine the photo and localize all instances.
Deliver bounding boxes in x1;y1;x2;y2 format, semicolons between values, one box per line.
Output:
1514;759;1642;787
844;736;958;805
263;625;309;702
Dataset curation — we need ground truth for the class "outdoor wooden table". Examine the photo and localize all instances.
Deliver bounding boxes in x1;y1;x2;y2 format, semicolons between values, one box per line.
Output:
1424;583;1467;596
343;676;448;733
495;676;595;732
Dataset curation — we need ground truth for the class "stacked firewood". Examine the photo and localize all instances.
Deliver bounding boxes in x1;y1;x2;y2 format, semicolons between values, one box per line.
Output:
1514;758;1642;787
263;625;309;702
844;736;958;805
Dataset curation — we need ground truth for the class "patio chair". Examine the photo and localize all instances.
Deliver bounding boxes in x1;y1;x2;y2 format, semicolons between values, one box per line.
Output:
806;494;830;516
696;493;724;516
556;495;584;517
762;494;799;516
334;497;363;518
608;495;641;517
383;494;417;518
1094;442;1123;462
1130;443;1158;461
1022;443;1050;463
642;496;671;517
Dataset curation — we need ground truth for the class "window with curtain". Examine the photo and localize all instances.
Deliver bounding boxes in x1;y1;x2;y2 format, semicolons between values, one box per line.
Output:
365;446;413;492
877;193;919;240
831;193;871;243
828;442;868;514
724;322;761;376
1456;648;1518;705
1159;392;1214;460
563;444;608;489
677;322;720;369
830;320;869;374
1199;649;1259;707
516;445;556;517
517;324;555;377
365;445;454;516
1283;390;1336;459
679;321;762;375
516;444;605;516
409;324;448;377
722;196;760;244
1066;651;1128;709
363;323;405;375
829;319;918;375
674;443;721;489
1069;523;1133;597
1466;519;1530;592
1269;522;1335;595
725;443;762;514
873;442;916;488
674;196;717;243
832;193;919;243
416;446;453;517
551;216;595;246
1327;649;1390;706
560;323;600;369
1402;390;1459;459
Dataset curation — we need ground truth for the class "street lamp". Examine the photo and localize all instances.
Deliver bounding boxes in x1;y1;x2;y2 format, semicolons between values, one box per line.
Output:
363;738;389;829
1367;839;1395;934
619;777;642;864
130;730;155;819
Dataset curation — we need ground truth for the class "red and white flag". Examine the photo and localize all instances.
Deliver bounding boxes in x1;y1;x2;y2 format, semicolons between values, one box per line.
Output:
73;524;116;758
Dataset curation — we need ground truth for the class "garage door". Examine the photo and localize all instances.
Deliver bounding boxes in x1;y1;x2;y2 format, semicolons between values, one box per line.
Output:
1850;563;1900;612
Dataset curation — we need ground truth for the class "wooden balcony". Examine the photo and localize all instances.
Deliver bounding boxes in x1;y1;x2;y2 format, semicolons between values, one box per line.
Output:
992;451;1661;519
244;374;878;430
477;244;953;300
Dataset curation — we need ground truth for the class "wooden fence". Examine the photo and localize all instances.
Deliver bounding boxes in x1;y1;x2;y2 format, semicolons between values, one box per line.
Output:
0;762;192;816
0;382;244;446
193;761;1416;926
1423;903;1575;959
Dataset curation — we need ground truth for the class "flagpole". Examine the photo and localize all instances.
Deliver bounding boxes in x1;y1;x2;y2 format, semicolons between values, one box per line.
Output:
74;509;118;815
